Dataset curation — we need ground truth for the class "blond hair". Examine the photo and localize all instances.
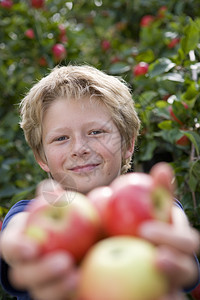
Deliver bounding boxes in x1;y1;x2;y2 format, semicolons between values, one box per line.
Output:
20;65;140;174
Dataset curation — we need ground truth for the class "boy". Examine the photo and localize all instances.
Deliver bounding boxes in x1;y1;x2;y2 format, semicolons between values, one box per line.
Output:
0;65;199;300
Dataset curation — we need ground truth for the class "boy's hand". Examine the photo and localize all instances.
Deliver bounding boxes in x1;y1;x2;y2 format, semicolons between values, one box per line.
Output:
9;249;78;300
139;162;200;294
1;207;79;300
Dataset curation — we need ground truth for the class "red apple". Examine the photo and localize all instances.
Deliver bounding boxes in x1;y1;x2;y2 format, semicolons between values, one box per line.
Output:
157;6;167;18
167;37;180;49
25;29;35;39
87;186;113;238
168;102;188;125
31;0;45;9
191;283;200;300
52;43;67;61
58;24;68;43
133;62;149;77
101;40;111;51
140;15;155;27
102;172;172;237
38;56;47;67
79;236;169;300
0;0;13;8
176;134;190;146
24;190;101;262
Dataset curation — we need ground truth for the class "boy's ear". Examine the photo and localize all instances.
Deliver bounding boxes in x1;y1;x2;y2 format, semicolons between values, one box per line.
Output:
124;138;135;159
34;153;50;173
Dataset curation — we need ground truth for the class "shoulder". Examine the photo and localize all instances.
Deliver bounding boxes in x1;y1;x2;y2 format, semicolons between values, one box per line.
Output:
1;200;33;231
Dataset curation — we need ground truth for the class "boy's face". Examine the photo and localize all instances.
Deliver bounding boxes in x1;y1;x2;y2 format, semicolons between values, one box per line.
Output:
37;97;133;194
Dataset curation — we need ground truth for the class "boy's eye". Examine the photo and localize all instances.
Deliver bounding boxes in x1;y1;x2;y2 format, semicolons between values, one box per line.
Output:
56;136;68;141
89;130;104;135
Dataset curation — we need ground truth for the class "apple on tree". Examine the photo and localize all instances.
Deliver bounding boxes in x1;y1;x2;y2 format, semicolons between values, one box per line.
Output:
24;186;101;262
101;40;111;51
79;236;169;300
140;15;155;27
0;0;13;8
133;62;149;77
168;101;188;125
25;29;35;39
176;134;190;146
31;0;45;9
52;43;67;62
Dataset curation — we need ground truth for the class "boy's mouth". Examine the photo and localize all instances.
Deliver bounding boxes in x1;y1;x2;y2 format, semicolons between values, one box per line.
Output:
69;163;100;173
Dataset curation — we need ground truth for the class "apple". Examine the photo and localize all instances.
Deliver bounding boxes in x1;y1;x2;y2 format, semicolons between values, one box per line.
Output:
38;56;47;67
58;24;68;43
31;0;45;9
52;43;67;61
101;40;111;51
140;15;155;27
133;62;149;77
79;236;169;300
176;134;190;146
157;6;167;18
87;186;113;238
102;172;172;237
167;37;180;49
168;102;188;125
191;283;200;300
25;29;35;39
24;190;101;262
0;0;13;8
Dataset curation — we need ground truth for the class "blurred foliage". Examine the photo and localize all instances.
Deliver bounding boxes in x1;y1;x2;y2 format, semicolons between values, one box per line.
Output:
0;0;200;298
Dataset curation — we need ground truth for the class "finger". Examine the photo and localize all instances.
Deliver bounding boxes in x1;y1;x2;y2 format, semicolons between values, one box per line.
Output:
1;226;39;265
150;162;175;194
156;246;199;289
139;221;199;254
9;251;75;290
30;270;79;300
159;290;187;300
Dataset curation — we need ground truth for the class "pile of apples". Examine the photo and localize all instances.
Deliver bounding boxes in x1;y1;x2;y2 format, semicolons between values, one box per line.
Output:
24;167;173;300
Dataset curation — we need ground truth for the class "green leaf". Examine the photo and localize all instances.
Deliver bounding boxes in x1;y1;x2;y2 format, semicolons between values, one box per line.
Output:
189;160;200;191
138;91;157;106
183;131;200;156
158;73;184;83
180;18;200;54
148;58;175;78
136;49;155;63
108;63;130;74
139;140;157;161
158;120;173;130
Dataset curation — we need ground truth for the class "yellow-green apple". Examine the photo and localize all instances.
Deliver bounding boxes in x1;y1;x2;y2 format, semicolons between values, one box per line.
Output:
102;172;173;237
24;190;101;262
79;236;169;300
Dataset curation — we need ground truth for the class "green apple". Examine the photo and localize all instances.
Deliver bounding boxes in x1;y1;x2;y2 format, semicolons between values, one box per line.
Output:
79;236;169;300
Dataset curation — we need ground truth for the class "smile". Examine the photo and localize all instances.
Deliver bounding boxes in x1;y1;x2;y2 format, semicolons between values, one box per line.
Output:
69;163;100;173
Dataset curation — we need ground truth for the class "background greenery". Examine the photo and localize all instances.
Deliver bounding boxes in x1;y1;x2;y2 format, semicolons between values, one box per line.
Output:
0;0;200;299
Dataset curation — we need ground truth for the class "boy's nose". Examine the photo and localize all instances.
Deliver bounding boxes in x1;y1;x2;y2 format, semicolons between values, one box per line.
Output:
71;137;91;157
